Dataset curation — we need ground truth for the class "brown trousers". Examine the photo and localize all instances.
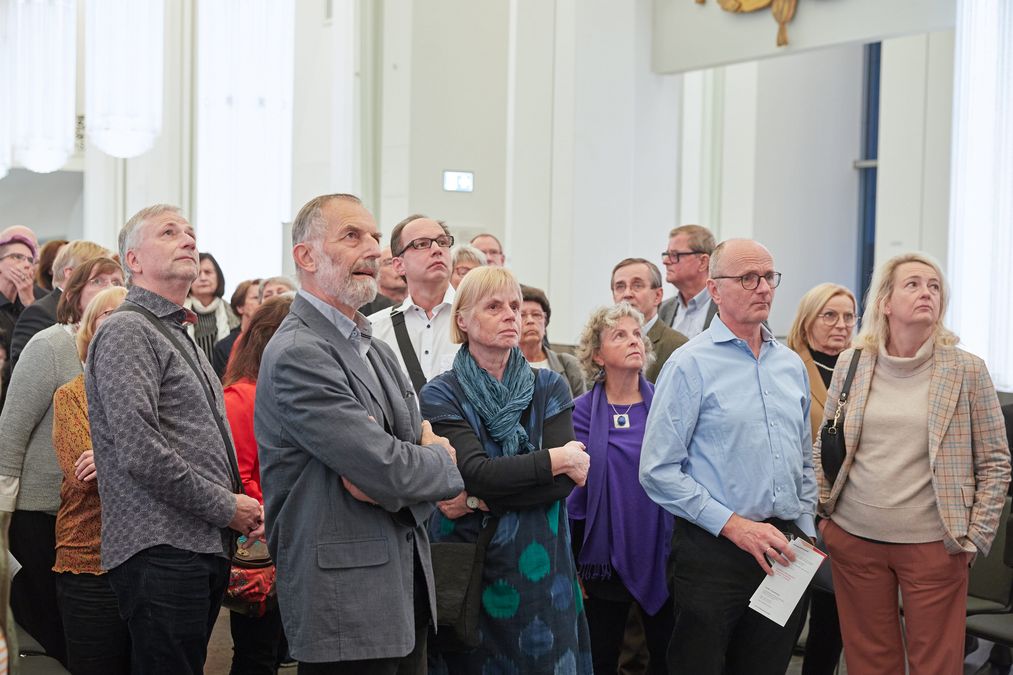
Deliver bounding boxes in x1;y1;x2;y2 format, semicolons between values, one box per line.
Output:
823;519;969;675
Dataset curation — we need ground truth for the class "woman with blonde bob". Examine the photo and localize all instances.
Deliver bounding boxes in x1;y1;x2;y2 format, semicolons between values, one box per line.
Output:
568;303;673;674
52;285;130;674
419;266;592;674
815;252;1010;675
786;282;858;675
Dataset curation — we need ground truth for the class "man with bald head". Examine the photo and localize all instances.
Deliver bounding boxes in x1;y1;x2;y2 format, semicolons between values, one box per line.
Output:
369;215;458;392
640;239;815;674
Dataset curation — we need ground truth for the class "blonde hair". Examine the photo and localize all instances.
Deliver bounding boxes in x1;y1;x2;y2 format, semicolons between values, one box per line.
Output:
854;251;958;352
450;266;521;344
786;283;857;353
51;240;112;285
575;303;655;383
77;286;129;361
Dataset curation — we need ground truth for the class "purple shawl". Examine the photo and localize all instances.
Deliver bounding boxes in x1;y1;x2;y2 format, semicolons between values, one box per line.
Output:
567;376;673;615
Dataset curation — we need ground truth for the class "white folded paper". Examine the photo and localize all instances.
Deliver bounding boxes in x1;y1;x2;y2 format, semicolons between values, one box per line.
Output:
749;537;828;627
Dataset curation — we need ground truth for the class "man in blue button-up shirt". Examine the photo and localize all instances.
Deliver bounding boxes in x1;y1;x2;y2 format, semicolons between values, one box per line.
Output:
640;238;816;675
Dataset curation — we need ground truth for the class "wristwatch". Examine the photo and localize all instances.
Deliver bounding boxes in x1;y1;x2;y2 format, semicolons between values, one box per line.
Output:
466;495;480;510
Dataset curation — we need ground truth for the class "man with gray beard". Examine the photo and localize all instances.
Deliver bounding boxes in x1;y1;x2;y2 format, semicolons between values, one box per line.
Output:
255;193;464;673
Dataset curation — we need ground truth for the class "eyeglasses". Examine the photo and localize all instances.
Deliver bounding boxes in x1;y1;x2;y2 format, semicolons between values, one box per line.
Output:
612;280;655;293
520;310;546;321
1;252;36;265
661;250;703;263
711;271;782;290
396;235;454;256
817;310;857;326
453;266;476;278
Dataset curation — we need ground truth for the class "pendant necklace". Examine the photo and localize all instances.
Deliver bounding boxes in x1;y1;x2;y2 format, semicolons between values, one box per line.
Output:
610;401;635;429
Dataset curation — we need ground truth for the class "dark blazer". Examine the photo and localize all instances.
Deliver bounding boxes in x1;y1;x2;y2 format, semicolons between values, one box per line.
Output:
545;348;587;399
358;293;395;316
255;294;464;662
212;327;240;379
658;293;718;333
645;320;689;383
10;287;61;368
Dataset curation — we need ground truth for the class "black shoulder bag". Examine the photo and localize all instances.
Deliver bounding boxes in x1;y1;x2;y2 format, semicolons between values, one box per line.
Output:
391;308;428;394
818;349;862;485
431;516;499;652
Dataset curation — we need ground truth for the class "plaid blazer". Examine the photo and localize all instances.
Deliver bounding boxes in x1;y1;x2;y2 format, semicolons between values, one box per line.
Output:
815;345;1011;555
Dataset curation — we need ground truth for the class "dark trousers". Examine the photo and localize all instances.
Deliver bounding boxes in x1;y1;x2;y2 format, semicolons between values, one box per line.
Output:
55;571;131;675
801;590;842;675
9;510;66;665
586;591;673;675
229;607;284;675
107;545;230;675
667;519;808;675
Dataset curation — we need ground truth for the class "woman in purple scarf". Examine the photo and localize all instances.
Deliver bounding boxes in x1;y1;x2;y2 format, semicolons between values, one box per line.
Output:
569;303;675;674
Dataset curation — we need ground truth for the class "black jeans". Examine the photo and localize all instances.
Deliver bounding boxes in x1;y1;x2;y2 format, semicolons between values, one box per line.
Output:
667;518;809;675
230;606;284;675
9;510;66;665
107;545;230;675
55;572;130;675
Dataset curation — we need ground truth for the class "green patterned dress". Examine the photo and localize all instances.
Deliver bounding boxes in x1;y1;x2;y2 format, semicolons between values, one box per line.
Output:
422;368;593;675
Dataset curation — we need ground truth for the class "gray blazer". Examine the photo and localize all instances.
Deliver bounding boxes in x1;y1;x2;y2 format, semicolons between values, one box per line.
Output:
256;295;464;663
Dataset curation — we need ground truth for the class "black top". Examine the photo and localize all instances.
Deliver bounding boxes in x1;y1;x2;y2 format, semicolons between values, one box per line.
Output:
432;406;576;515
810;349;839;389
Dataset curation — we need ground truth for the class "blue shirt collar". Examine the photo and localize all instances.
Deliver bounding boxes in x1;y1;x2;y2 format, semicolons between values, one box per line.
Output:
297;289;372;342
709;315;777;346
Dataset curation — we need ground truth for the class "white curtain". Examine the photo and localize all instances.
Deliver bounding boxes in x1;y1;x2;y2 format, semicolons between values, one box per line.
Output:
11;0;76;173
194;0;294;291
85;0;164;158
948;0;1013;391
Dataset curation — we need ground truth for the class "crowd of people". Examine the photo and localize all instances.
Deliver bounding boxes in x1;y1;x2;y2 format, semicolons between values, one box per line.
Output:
0;194;1009;675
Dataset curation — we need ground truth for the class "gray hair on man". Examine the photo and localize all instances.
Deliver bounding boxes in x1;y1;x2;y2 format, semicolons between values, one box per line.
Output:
290;193;362;248
451;243;487;268
118;204;184;283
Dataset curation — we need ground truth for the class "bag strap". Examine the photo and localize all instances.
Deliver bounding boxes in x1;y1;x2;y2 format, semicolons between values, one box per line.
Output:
117;302;243;494
391;309;428;395
476;515;499;549
828;349;862;432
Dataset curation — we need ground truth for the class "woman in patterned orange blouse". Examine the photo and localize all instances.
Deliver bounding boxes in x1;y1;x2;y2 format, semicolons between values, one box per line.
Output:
51;285;128;675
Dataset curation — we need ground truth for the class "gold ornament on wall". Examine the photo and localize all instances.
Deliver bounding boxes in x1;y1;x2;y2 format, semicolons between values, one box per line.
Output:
697;0;798;47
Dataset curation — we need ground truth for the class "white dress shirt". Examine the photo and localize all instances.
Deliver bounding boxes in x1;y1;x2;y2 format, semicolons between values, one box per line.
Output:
368;286;459;382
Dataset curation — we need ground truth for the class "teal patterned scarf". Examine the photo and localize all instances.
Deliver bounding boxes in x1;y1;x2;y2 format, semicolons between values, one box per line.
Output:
452;344;535;456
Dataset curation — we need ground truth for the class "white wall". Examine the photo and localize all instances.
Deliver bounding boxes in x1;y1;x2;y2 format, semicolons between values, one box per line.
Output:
0;169;84;241
875;31;954;268
653;0;955;73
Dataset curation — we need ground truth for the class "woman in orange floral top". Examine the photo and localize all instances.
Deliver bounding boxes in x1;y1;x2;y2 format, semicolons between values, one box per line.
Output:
52;285;128;675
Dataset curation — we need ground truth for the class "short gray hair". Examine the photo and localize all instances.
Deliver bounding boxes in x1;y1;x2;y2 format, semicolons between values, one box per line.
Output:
575;302;655;383
291;193;361;248
259;275;298;301
119;204;183;282
451;243;487;268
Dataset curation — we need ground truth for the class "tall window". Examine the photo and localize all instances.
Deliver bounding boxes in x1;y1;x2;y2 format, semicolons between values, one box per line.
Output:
856;42;881;308
194;0;294;290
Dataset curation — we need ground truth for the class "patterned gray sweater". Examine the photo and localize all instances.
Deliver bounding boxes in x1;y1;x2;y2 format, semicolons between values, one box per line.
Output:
85;286;241;570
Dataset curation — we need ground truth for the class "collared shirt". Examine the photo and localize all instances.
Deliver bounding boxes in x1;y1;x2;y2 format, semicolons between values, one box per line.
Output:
298;290;373;362
85;285;240;569
368;285;459;382
643;313;659;335
639;317;816;538
670;286;712;338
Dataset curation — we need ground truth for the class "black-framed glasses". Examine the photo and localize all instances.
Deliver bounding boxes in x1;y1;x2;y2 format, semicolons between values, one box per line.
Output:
817;310;857;326
712;271;782;290
661;249;703;263
395;234;454;256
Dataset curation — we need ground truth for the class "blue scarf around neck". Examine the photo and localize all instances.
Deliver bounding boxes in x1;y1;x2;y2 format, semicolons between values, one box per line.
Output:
453;344;535;456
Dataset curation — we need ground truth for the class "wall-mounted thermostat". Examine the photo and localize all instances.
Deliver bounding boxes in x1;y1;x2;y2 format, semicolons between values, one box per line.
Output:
443;170;474;193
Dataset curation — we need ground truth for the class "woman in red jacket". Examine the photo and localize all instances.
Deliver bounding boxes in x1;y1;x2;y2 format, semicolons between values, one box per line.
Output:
223;294;293;675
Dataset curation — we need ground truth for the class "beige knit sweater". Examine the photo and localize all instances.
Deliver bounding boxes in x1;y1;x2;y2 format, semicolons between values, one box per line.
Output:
833;338;946;543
